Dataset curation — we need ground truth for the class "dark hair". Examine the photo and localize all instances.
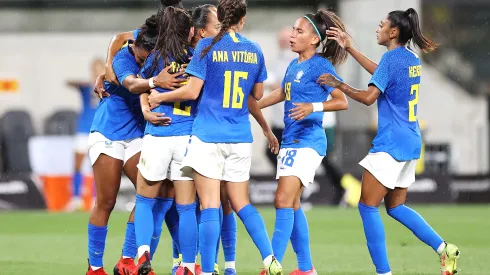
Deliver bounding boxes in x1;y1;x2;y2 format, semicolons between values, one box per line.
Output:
160;0;183;9
134;15;159;51
201;0;247;57
388;8;438;53
189;4;217;43
151;7;192;74
304;10;348;66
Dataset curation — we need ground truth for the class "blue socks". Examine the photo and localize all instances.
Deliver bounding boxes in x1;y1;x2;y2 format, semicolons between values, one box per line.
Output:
122;222;137;259
387;204;444;252
165;202;181;258
358;203;391;274
290;208;313;272
135;195;156;255
221;212;237;262
272;208;294;263
177;202;198;264
237;204;273;260
150;198;174;259
73;171;83;197
88;223;108;267
199;208;221;273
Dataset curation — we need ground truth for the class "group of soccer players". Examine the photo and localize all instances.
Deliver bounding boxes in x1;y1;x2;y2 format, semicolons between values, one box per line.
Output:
85;0;461;275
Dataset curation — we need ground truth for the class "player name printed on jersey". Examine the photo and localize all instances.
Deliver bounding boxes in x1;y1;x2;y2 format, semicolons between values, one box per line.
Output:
212;50;259;64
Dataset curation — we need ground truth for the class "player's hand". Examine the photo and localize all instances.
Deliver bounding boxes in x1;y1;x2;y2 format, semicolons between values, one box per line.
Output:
148;89;162;109
143;110;172;126
326;27;351;49
154;66;187;90
290;103;314;121
105;63;119;85
94;74;110;99
317;73;342;88
264;130;279;155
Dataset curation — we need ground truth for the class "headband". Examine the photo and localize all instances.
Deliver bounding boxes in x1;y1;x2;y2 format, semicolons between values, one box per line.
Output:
304;15;324;41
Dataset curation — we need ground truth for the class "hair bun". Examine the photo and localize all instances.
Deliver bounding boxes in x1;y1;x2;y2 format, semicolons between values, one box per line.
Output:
160;0;182;7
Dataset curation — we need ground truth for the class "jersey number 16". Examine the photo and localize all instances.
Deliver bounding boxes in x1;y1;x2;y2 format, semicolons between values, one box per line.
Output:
223;71;248;109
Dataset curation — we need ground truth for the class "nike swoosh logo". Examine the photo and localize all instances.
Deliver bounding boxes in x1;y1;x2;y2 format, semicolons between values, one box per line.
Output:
94;252;102;255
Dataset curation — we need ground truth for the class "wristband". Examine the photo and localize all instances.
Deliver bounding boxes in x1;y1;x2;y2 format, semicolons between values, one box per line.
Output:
149;77;156;88
312;102;323;112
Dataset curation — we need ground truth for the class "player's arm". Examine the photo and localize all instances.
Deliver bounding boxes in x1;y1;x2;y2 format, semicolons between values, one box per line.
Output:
140;92;171;126
106;31;134;85
258;88;286;109
317;74;380;106
148;76;204;108
248;95;279;154
326;27;377;75
289;89;348;121
251;82;264;100
123;68;186;95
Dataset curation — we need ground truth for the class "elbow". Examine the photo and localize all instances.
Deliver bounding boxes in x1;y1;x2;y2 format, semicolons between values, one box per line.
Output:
189;89;200;100
340;100;349;110
363;98;376;106
253;91;263;101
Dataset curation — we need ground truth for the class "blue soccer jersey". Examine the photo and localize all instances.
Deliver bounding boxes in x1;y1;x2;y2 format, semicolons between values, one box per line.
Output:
90;45;144;140
369;46;422;161
281;54;341;156
76;85;98;133
140;48;196;137
185;32;267;143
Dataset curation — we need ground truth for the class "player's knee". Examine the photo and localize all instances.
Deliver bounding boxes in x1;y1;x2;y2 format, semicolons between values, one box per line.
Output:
274;191;294;208
96;197;117;213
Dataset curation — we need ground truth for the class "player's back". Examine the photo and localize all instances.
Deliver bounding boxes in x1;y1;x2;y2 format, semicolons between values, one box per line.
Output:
186;32;267;143
370;46;422;161
91;46;144;141
140;49;196;137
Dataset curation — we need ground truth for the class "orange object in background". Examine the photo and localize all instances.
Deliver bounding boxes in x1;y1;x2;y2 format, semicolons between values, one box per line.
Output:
41;175;94;212
41;176;71;212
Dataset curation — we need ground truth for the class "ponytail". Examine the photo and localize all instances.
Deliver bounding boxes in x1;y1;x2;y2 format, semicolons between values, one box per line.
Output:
388;8;438;53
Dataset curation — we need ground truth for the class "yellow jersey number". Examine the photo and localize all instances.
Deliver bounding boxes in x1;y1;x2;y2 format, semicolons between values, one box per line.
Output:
223;71;248;109
284;82;291;101
409;84;419;122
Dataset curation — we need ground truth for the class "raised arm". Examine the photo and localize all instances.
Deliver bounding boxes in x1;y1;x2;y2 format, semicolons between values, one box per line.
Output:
327;27;378;75
317;74;380;106
258;88;286;109
106;31;135;85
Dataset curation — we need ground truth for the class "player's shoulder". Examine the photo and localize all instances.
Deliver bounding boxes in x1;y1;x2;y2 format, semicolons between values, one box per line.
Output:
197;37;213;48
114;46;132;62
314;55;335;69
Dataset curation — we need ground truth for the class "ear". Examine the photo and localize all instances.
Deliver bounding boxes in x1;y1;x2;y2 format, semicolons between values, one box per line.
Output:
311;35;321;46
199;28;206;38
389;27;398;39
240;16;246;26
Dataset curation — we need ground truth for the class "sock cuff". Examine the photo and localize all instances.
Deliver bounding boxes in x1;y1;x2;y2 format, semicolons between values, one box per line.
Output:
358;202;378;212
156;197;174;203
386;204;405;214
276;208;294;219
176;202;197;212
200;208;220;222
136;194;156;206
126;222;135;226
237;204;257;221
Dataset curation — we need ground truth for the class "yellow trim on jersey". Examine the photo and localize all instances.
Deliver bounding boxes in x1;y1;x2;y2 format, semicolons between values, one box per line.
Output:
229;32;240;43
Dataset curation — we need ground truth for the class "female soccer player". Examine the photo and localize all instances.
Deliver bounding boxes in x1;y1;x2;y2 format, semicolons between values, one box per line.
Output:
258;10;349;275
148;1;282;274
86;18;161;275
318;8;460;275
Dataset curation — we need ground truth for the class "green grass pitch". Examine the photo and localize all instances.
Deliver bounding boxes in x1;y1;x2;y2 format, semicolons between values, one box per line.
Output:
0;205;488;275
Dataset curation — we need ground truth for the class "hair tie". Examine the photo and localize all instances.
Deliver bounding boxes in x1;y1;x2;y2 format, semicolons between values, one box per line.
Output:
304;15;324;41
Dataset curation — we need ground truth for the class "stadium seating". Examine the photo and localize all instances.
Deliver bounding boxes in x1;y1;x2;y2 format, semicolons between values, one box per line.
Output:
44;110;78;135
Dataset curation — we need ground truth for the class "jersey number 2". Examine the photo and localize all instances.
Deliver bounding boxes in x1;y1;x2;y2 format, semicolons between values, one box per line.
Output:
223;71;248;109
173;102;191;116
409;84;419;122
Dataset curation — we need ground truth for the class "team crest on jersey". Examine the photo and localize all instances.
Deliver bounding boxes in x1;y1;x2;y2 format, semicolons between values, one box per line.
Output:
295;71;304;83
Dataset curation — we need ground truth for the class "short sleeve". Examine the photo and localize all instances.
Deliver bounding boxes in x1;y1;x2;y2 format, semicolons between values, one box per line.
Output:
133;29;141;40
139;52;156;79
113;50;140;85
255;51;268;83
185;39;209;80
369;53;392;93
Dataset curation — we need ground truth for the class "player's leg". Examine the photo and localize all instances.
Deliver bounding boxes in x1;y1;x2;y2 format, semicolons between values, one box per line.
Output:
67;134;89;211
223;143;281;275
385;161;459;275
133;135;173;275
150;180;174;260
289;187;316;275
87;136;126;274
164;185;182;274
220;183;237;275
272;176;299;263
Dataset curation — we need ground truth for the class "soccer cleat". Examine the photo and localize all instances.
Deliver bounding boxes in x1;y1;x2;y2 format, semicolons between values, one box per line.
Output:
440;243;460;275
213;263;220;275
288;267;318;275
172;255;183;275
224;268;236;275
113;257;137;275
86;260;109;275
172;266;179;275
195;264;202;275
175;266;195;275
136;251;155;275
259;257;283;275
